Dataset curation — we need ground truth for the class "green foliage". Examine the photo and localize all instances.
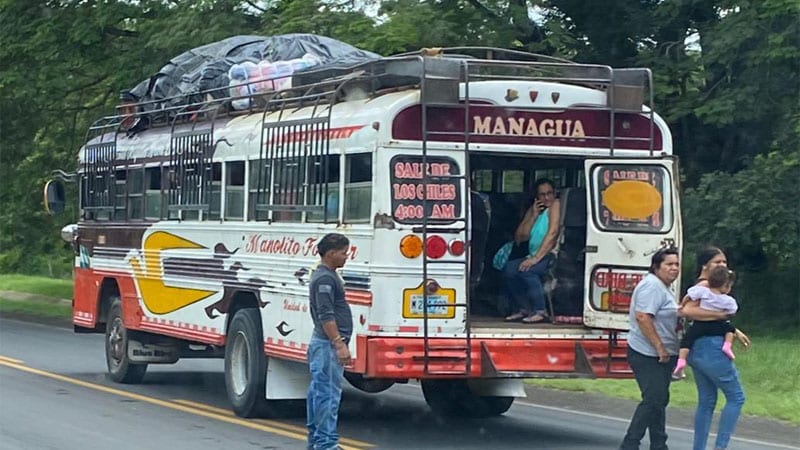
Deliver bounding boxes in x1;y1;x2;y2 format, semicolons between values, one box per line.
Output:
681;147;800;325
529;331;800;424
0;274;73;298
0;298;72;320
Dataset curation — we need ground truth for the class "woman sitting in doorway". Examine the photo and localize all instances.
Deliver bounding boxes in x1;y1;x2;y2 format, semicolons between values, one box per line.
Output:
503;179;561;323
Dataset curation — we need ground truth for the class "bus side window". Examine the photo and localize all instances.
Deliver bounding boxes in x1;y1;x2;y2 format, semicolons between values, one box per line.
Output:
128;168;144;220
534;168;566;188
248;159;270;221
344;153;371;222
225;161;245;220
207;163;222;220
472;169;493;192
114;169;127;220
307;154;340;223
501;170;524;193
144;167;162;220
273;158;302;223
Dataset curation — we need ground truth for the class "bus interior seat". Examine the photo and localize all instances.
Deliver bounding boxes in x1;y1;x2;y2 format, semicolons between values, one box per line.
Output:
473;192;532;316
548;187;587;319
469;191;490;286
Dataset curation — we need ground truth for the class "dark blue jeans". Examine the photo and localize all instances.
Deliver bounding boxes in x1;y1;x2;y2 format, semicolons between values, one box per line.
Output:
688;336;745;450
502;254;553;314
620;347;677;450
306;335;344;450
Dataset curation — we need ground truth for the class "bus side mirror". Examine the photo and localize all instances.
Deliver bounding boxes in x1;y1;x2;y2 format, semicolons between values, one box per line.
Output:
44;179;66;215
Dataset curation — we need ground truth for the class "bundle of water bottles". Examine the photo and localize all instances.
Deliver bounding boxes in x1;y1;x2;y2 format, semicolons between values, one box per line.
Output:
227;53;322;110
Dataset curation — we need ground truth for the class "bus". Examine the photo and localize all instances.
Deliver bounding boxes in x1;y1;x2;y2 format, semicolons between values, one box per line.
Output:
46;47;681;418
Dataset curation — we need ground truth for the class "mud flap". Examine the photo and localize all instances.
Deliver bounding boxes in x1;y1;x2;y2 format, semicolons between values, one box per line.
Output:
128;340;179;363
265;357;310;400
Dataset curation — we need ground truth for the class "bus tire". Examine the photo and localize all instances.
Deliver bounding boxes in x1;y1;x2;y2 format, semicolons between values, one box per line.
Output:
105;298;148;384
421;379;514;418
344;372;395;393
224;308;269;418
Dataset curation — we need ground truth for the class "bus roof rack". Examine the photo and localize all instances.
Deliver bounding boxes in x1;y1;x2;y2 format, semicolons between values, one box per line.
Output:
90;49;653;137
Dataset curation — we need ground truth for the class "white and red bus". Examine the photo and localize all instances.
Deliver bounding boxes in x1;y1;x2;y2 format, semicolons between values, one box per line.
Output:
48;48;681;418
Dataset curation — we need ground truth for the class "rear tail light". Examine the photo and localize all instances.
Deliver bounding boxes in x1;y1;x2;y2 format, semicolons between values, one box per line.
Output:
425;235;447;259
448;239;465;256
401;234;467;259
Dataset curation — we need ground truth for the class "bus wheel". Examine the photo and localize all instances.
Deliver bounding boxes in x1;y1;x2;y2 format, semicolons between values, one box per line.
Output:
105;298;147;384
225;308;269;418
421;379;514;418
344;372;395;393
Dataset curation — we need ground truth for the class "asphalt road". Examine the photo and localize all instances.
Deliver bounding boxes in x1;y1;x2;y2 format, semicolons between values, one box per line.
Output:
0;317;796;450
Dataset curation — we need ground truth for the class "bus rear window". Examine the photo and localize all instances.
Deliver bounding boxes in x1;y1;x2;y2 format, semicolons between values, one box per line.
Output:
590;164;672;233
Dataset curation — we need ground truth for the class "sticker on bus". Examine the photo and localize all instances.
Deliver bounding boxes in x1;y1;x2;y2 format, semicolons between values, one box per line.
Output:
589;267;650;313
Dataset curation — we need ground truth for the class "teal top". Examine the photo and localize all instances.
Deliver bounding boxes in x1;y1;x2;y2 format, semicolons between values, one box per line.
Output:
528;209;549;256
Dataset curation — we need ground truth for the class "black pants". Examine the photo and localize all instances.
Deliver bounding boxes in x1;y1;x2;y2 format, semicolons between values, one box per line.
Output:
620;347;677;450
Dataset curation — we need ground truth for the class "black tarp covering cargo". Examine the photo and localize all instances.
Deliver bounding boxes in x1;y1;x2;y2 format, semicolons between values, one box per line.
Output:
127;34;380;112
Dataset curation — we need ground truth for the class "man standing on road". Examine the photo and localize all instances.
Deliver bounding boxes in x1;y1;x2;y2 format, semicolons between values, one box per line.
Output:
307;233;353;450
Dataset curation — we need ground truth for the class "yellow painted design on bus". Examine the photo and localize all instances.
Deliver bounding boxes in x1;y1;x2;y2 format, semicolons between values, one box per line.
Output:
602;180;662;220
130;231;217;314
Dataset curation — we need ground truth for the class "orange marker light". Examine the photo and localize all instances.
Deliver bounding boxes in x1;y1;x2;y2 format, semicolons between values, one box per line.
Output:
399;235;423;258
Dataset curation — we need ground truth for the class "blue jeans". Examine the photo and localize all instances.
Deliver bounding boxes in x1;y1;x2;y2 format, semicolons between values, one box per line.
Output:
306;334;344;450
621;347;677;450
503;254;553;314
688;336;745;450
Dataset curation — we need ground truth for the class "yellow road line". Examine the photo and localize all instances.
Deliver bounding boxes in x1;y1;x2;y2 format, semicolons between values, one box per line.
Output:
0;357;372;450
172;399;373;448
0;355;23;364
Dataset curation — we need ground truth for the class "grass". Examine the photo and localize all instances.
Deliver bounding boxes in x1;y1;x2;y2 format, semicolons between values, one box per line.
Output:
0;274;72;299
528;331;800;425
0;298;72;320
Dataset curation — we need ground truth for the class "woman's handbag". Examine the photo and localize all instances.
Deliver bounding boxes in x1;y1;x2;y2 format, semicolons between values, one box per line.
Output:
492;240;529;270
492;242;514;270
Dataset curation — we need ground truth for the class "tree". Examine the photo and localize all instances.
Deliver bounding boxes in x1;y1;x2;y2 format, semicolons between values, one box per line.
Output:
0;0;263;274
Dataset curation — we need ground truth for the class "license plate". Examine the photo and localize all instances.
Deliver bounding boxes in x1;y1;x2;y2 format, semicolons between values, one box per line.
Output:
409;294;449;316
402;282;456;319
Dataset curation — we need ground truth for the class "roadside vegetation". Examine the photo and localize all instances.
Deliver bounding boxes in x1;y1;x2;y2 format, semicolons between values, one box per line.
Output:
0;274;73;299
529;330;800;425
0;298;72;321
0;275;72;322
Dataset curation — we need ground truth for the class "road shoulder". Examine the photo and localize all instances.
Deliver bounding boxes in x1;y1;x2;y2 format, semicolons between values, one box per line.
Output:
521;384;800;448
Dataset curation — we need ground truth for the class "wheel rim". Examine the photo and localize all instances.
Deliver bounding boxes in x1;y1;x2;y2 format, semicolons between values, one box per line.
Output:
230;331;249;396
107;317;125;367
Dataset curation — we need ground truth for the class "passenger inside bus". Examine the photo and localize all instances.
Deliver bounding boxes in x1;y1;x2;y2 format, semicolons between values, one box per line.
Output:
501;179;560;324
469;159;588;324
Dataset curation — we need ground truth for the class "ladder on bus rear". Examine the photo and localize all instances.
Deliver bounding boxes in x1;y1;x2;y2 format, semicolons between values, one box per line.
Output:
418;56;473;377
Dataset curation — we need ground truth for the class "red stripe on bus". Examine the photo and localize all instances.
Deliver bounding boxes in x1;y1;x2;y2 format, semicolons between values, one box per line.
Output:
263;342;307;362
138;321;225;345
345;290;373;306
